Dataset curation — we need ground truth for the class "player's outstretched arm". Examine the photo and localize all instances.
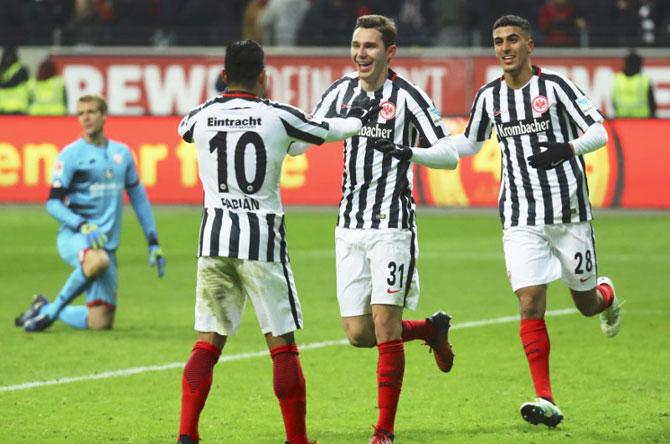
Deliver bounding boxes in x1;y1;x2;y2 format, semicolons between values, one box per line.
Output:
371;137;459;169
527;122;607;170
321;94;381;141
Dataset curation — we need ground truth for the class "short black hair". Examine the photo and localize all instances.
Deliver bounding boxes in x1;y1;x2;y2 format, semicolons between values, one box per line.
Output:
492;15;532;38
624;51;642;75
224;40;264;88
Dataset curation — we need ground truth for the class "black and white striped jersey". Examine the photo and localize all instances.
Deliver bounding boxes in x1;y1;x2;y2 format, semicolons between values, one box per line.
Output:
464;66;603;228
179;91;332;261
312;69;449;230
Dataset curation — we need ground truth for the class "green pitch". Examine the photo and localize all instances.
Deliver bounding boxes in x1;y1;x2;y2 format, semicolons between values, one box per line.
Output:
1;206;668;443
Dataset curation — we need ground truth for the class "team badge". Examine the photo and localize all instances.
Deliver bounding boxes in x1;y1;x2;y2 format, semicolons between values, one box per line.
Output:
380;101;396;120
532;95;549;114
112;153;123;165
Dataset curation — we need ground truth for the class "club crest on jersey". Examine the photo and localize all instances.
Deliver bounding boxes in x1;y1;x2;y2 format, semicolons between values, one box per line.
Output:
112;153;123;165
532;95;549;114
380;101;396;120
53;160;64;177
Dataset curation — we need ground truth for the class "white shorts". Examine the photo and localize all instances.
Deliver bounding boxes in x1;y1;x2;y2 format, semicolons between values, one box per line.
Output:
503;222;598;292
335;227;419;317
194;256;302;337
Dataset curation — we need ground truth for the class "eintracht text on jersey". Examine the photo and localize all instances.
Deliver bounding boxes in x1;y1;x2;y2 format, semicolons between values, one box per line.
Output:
179;92;359;261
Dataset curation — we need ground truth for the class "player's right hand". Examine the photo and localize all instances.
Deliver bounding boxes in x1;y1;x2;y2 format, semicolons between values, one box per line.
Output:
346;94;381;125
79;223;107;249
371;138;413;161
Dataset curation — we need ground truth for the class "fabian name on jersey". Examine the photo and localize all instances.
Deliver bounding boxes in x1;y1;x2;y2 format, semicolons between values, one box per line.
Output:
221;197;261;211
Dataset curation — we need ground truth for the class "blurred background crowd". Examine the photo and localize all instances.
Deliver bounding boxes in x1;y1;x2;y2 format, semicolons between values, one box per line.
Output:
1;0;669;48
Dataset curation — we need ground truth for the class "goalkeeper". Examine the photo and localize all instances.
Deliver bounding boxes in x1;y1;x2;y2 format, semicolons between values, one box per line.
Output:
15;94;165;332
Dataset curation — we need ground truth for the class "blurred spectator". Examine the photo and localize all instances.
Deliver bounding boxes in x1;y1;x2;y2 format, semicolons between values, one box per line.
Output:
242;0;268;43
22;0;73;44
396;0;436;46
464;0;538;46
612;0;642;46
158;0;246;45
29;57;67;116
260;0;311;46
0;46;30;114
611;51;656;118
0;0;25;44
434;0;470;46
297;0;357;46
537;0;586;46
62;0;107;45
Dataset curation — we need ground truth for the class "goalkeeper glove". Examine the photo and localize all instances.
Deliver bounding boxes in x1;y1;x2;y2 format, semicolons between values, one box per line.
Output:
79;223;107;249
527;142;574;170
371;138;413;161
148;244;165;278
346;94;381;125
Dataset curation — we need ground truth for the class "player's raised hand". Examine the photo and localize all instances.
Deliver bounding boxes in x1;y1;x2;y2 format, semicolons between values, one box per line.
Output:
79;223;107;249
527;142;574;170
346;94;381;125
371;138;413;161
148;244;165;278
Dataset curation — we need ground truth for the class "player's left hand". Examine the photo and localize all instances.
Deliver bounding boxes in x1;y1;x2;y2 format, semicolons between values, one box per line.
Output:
527;142;573;170
148;244;165;278
371;138;413;161
346;94;381;125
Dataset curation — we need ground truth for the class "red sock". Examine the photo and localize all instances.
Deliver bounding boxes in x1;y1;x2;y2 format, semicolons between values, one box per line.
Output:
271;344;309;444
519;319;553;403
179;341;221;441
401;319;436;342
597;282;614;308
376;339;405;434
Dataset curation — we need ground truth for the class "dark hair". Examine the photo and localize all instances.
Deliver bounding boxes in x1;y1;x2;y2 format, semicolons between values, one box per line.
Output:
492;15;532;38
354;14;397;49
624;51;642;76
37;58;56;81
224;40;265;88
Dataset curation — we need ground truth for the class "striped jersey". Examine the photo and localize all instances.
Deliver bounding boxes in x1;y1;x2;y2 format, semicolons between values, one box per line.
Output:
312;69;449;230
464;66;603;228
178;91;331;261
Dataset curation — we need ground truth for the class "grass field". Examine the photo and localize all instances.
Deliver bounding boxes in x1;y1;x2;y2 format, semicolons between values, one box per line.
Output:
1;205;668;443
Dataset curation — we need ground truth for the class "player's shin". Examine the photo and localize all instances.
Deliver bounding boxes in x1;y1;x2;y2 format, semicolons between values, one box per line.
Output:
42;267;90;320
271;344;309;444
520;319;554;403
57;305;88;329
179;341;221;441
376;339;405;435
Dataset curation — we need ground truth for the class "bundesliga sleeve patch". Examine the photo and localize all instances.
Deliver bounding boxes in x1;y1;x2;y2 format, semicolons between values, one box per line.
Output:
576;96;596;114
429;106;442;125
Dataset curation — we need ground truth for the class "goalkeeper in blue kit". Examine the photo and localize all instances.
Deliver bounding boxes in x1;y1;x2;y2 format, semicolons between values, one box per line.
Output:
15;94;165;332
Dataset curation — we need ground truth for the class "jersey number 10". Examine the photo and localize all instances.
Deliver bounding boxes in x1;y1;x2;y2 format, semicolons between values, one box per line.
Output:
208;131;267;195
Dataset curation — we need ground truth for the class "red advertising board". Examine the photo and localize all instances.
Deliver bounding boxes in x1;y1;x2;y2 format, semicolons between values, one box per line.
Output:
1;116;668;208
52;54;670;118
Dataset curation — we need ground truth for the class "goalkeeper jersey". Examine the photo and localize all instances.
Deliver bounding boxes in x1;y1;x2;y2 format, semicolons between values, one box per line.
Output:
47;138;157;251
178;91;355;261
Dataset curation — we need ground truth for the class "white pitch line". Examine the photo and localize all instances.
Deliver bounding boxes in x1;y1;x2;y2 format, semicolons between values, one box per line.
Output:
0;308;578;393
